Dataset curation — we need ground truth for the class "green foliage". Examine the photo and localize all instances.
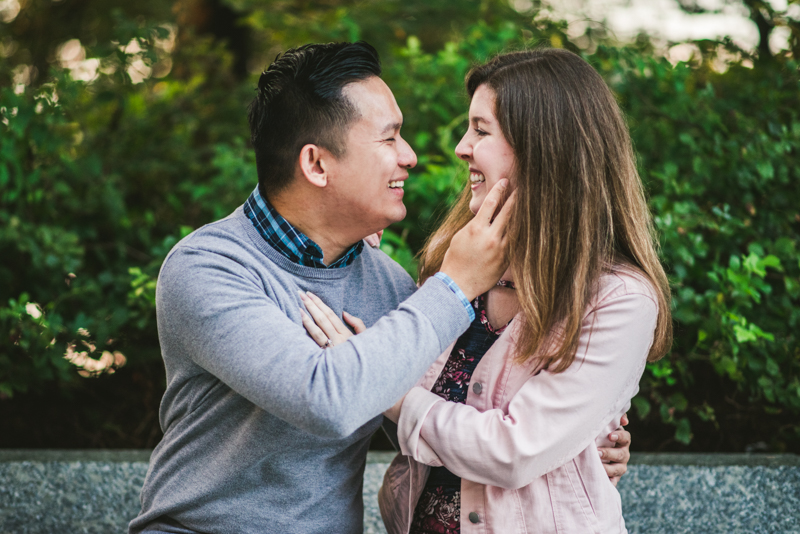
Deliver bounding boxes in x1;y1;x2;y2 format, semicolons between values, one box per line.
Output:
596;45;800;448
0;18;250;396
1;3;798;450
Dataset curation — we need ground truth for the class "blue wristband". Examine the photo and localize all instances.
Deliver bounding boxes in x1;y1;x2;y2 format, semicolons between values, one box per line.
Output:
433;272;476;322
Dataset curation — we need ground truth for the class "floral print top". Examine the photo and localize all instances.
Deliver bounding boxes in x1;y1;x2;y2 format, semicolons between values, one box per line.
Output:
409;280;515;534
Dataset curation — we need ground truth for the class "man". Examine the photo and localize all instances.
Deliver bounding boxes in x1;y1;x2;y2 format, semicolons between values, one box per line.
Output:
130;41;629;534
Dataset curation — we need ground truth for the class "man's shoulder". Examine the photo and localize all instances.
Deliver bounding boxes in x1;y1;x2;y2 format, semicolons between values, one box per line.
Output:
169;208;249;256
157;207;278;289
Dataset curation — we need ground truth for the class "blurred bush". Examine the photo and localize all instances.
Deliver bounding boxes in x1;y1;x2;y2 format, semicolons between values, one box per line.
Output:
1;0;798;451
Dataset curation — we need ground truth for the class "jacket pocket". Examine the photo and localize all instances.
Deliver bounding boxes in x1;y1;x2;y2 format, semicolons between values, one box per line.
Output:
546;460;602;534
378;454;411;534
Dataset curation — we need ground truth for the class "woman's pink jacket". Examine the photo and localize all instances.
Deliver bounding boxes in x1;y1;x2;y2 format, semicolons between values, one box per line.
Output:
378;266;658;534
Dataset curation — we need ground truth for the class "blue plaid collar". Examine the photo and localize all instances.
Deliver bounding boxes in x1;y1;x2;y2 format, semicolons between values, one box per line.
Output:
243;185;364;269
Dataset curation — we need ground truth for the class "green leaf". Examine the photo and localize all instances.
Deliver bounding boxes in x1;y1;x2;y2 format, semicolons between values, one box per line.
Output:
631;396;651;419
766;358;780;377
733;324;758;343
675;418;693;445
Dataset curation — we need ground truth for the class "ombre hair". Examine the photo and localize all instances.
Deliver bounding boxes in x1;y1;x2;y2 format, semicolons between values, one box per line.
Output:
418;48;672;371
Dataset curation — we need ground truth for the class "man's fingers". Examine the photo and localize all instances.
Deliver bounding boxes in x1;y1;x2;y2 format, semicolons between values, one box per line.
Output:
343;311;366;334
475;179;509;224
599;446;629;464
299;309;330;347
490;189;516;233
620;412;629;426
609;476;621;487
306;291;349;335
610;428;632;447
602;462;627;480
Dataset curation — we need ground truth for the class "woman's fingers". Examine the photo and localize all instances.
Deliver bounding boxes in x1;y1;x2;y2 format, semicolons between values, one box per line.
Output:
299;308;330;347
364;233;380;248
342;311;366;334
299;291;362;347
299;291;339;339
306;291;350;336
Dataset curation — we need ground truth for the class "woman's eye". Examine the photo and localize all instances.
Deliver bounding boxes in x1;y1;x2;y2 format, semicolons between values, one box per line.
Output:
474;129;488;136
385;137;396;142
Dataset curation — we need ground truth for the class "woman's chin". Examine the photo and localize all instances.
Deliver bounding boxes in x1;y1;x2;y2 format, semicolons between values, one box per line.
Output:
469;190;485;215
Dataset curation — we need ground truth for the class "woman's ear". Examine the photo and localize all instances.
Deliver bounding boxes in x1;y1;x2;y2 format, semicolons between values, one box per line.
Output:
297;144;330;189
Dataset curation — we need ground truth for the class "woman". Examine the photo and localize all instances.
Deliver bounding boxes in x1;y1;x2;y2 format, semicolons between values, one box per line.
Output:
302;48;672;533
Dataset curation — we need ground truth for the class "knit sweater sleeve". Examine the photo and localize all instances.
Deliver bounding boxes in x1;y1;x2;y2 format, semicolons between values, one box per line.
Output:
156;245;471;439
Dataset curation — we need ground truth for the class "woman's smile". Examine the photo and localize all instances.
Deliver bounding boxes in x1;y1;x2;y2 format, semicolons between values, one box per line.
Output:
455;85;516;214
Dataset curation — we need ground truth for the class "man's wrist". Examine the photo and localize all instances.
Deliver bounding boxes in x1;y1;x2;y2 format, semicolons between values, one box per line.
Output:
433;272;475;322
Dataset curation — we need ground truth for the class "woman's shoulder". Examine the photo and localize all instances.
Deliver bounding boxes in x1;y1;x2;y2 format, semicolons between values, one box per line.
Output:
594;261;659;309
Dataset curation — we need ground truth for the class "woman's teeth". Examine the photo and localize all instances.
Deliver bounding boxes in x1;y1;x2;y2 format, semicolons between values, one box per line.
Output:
388;180;405;188
470;172;485;184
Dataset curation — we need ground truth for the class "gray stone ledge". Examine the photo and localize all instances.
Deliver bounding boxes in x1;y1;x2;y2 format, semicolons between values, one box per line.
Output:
1;450;799;534
2;449;797;465
629;452;800;466
0;449;153;463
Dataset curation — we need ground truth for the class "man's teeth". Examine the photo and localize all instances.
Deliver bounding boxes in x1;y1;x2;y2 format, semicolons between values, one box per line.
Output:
470;172;485;183
388;180;405;188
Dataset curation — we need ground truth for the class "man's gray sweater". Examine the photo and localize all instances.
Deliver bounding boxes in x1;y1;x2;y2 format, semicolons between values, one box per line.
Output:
129;206;471;534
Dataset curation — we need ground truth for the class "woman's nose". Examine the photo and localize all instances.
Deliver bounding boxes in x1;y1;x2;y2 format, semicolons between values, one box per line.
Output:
454;134;471;161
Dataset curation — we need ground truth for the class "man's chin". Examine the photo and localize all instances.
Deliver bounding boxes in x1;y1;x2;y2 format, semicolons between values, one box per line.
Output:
394;204;408;222
383;205;408;225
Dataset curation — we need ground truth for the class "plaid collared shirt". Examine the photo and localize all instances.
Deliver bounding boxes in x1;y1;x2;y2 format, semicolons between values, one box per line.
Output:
243;185;364;269
243;185;474;321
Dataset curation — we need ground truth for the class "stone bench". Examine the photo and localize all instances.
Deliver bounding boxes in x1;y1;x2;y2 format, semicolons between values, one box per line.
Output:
1;450;798;533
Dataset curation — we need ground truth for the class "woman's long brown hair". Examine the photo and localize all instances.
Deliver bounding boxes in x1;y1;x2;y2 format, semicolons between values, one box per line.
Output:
418;48;672;371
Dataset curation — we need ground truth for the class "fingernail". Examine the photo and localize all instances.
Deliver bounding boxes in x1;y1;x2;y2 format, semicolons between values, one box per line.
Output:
298;291;306;300
611;433;618;441
598;450;604;458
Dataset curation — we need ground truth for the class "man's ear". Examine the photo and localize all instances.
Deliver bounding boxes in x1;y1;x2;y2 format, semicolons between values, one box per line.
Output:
297;144;331;189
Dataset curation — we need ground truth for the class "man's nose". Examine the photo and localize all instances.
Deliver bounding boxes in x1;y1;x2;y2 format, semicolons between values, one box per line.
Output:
399;137;417;169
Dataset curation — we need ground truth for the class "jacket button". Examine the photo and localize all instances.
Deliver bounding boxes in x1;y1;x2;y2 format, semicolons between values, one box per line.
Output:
472;382;483;395
468;512;480;524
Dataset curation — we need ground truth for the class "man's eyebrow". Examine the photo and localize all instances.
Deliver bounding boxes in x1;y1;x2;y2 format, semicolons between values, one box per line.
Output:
380;122;402;135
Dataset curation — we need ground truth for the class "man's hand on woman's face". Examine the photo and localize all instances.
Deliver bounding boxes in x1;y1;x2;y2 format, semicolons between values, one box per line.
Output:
598;412;631;486
440;179;515;301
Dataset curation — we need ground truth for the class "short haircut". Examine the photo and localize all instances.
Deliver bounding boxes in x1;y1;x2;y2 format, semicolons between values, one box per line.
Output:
247;41;382;198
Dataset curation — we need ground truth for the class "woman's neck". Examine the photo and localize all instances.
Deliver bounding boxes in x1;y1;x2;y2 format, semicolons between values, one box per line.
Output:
486;266;519;330
499;265;514;283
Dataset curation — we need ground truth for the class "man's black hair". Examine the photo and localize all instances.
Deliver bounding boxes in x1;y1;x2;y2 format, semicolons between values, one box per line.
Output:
247;41;382;198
